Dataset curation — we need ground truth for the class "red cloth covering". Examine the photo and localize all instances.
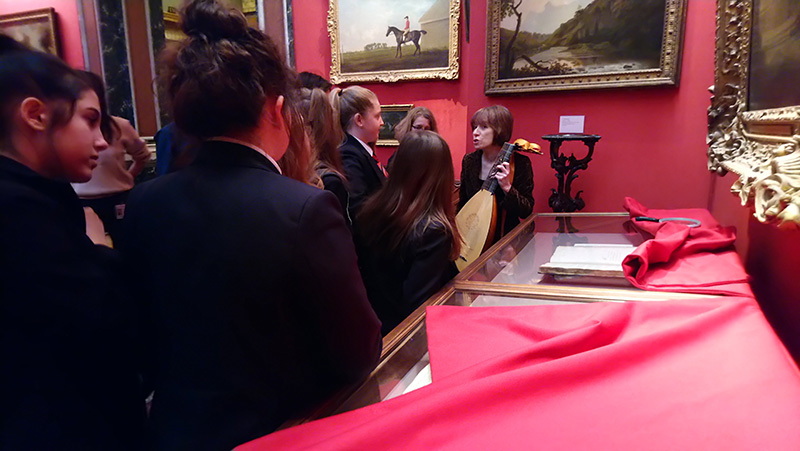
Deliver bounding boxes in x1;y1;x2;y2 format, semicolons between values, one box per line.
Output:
237;299;800;450
622;197;752;296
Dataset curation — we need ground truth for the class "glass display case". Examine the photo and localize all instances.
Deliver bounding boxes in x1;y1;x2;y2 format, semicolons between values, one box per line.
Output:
284;212;719;428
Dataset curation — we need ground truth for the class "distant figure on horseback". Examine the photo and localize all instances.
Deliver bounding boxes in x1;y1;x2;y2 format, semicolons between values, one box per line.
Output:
386;21;426;58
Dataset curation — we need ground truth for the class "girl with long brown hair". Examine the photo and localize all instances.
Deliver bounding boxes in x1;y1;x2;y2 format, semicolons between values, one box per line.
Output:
298;87;349;218
393;106;438;142
356;130;461;335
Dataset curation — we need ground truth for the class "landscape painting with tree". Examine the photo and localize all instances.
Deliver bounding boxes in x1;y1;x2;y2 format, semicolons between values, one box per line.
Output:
328;0;460;83
485;0;687;94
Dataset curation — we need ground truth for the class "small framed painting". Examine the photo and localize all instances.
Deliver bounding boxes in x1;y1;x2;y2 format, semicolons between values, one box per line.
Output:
0;8;60;57
377;104;414;146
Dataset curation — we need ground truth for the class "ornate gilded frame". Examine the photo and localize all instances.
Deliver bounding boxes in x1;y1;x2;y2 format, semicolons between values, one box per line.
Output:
377;104;414;147
708;0;800;225
484;0;687;95
327;0;460;84
0;8;59;56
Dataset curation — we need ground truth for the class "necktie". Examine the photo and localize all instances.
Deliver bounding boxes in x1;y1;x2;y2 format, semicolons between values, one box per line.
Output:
372;154;388;177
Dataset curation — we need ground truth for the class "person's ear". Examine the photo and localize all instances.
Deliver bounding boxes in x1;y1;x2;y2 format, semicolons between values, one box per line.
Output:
266;95;285;128
19;97;49;132
353;112;365;128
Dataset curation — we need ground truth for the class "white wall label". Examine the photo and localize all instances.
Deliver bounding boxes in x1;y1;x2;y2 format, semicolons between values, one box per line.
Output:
559;115;585;134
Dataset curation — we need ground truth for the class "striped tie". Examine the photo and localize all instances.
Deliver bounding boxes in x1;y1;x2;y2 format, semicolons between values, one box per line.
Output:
372;154;388;177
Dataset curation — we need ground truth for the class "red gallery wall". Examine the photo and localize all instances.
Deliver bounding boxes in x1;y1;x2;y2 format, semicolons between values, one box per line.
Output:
295;1;800;362
0;0;84;69
293;0;718;214
8;0;799;363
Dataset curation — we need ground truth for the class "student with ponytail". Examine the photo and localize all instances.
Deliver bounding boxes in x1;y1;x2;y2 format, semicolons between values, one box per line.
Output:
330;85;386;218
356;131;460;335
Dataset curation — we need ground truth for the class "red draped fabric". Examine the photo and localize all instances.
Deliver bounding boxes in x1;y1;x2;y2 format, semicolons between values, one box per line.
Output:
238;298;800;450
622;197;752;296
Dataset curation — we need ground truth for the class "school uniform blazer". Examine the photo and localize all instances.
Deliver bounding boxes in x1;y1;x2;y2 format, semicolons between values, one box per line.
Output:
119;140;382;451
356;222;457;336
0;156;144;450
458;150;534;240
339;133;386;218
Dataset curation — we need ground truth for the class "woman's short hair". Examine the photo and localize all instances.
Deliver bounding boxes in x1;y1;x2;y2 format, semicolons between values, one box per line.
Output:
394;106;438;143
329;86;378;134
470;105;513;146
0;48;89;143
159;0;299;140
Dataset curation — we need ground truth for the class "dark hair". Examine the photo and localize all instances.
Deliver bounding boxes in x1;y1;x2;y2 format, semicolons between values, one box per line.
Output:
471;105;513;146
160;0;301;141
394;106;438;143
78;70;119;143
358;131;461;260
298;72;332;92
0;49;90;146
0;34;31;54
298;87;346;181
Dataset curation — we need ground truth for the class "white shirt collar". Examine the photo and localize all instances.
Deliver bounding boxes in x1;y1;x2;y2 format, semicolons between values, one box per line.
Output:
208;137;282;174
352;135;374;157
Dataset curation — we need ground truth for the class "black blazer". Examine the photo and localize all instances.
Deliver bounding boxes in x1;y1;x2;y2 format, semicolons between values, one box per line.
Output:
0;157;144;450
120;141;382;451
458;150;534;241
356;222;457;336
339;133;386;218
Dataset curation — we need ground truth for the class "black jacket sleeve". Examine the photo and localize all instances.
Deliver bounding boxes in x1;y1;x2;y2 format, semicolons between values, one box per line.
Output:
295;190;382;383
498;153;534;220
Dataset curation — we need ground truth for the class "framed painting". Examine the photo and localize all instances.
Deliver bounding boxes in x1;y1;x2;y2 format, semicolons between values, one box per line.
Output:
484;0;687;94
328;0;460;84
377;104;414;146
0;8;59;57
707;0;800;225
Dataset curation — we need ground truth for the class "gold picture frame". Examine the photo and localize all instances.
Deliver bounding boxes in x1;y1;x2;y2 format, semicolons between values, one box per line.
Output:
327;0;460;84
0;8;59;57
707;0;800;225
484;0;687;95
377;104;414;147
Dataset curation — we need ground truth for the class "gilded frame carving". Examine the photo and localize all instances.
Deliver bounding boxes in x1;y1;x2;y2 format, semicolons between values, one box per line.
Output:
377;104;414;147
707;0;800;224
484;0;688;95
327;0;460;84
0;8;59;57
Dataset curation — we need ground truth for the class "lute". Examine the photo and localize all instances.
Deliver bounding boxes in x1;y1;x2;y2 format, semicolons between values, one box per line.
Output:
455;139;541;271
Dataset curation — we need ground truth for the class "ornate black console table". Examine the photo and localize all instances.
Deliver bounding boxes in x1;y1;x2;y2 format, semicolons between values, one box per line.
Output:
543;133;601;213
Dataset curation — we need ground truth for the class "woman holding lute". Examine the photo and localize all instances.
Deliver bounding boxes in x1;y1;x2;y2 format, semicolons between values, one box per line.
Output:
457;105;535;269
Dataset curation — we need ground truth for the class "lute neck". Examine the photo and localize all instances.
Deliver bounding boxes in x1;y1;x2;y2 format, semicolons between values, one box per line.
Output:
481;142;515;194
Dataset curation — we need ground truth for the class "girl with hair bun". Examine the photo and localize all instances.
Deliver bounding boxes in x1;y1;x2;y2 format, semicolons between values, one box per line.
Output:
329;85;386;218
357;130;460;335
119;1;381;449
0;47;144;449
